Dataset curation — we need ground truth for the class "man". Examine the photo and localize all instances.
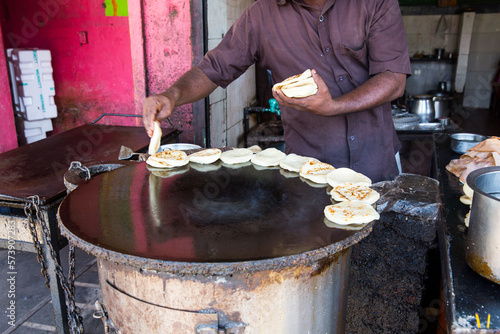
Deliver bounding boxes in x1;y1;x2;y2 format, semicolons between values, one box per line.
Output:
143;0;411;182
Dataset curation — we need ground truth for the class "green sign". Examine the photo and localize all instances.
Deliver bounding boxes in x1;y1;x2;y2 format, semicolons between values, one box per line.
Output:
104;0;128;17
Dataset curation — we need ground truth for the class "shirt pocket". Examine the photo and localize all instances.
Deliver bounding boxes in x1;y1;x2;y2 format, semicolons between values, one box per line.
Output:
338;43;369;87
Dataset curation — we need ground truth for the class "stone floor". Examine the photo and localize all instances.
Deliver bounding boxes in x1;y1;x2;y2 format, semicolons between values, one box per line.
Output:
0;247;102;334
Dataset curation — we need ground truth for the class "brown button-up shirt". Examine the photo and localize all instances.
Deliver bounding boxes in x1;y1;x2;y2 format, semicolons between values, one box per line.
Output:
198;0;411;182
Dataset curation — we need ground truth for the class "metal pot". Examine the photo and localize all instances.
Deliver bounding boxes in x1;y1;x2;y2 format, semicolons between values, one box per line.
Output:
450;133;487;154
433;95;453;119
410;95;435;123
466;167;500;284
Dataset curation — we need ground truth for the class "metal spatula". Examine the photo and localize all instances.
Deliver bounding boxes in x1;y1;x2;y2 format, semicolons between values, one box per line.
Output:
118;145;144;160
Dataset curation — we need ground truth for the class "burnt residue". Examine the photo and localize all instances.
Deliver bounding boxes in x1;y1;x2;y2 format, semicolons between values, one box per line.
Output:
345;209;440;334
466;252;499;284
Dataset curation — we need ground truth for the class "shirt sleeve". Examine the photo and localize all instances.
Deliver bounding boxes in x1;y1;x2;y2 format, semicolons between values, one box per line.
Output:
367;0;411;76
197;8;259;89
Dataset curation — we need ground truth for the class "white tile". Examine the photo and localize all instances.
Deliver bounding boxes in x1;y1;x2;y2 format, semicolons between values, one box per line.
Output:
419;15;442;35
210;86;227;104
464;71;495;91
458;33;472;54
456;54;469;75
226;120;244;147
455;73;467;93
460;12;476;35
207;38;223;51
467;53;499;72
406;34;419;56
470;33;500;54
226;66;256;128
209;99;227;147
403;16;421;34
207;0;228;40
443;33;458;54
463;87;491;108
473;13;500;34
447;15;461;34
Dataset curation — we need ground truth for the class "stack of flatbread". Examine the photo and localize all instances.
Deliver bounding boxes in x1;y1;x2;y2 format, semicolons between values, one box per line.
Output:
446;136;500;184
324;168;380;226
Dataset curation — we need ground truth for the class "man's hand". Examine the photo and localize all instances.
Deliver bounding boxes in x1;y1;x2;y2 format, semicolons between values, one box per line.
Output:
272;69;406;117
143;94;175;138
272;69;336;116
142;66;218;137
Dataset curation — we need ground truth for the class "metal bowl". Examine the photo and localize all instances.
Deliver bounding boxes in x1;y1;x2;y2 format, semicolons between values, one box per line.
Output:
450;133;487;154
159;143;201;151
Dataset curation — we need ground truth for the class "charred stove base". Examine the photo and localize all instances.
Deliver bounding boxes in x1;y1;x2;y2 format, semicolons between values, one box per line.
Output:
98;249;351;334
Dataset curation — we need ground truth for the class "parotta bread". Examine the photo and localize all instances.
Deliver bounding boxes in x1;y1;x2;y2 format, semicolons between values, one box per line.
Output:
146;149;189;168
220;148;254;165
251;148;286;167
272;69;318;98
299;159;335;184
188;148;222;164
324;201;380;225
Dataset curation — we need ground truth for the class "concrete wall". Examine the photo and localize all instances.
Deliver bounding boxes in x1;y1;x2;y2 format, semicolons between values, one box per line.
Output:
403;12;500;108
207;0;256;148
0;0;136;133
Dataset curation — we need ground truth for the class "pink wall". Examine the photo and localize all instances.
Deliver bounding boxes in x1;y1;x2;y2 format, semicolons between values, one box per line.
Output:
0;0;136;133
129;0;195;143
0;24;17;153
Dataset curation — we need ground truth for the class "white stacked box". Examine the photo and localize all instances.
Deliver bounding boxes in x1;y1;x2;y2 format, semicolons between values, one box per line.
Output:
7;48;57;143
15;117;54;145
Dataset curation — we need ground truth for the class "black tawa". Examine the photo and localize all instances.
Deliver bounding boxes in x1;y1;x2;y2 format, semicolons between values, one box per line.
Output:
58;162;365;263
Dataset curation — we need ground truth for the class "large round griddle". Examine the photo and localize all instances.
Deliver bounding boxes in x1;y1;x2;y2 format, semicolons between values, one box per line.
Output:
58;161;373;272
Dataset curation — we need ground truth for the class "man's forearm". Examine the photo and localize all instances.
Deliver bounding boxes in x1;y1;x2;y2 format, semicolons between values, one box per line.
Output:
160;66;218;106
332;71;406;115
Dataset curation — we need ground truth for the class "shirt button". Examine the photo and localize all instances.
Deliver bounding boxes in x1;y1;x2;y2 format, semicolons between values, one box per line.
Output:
350;136;355;141
339;75;344;81
326;47;331;52
319;15;324;22
352;163;357;168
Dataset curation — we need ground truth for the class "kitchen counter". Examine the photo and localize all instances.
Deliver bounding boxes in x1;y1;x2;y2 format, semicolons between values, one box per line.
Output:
434;133;500;333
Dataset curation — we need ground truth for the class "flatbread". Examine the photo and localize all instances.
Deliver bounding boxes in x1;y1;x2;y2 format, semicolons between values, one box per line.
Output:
220;148;254;164
247;145;262;154
148;121;162;155
323;217;369;231
279;153;317;173
330;183;380;205
251;147;286;167
324;201;380;225
463;182;474;198
460;195;472;206
272;69;318;98
299;159;335;184
188;148;222;164
146;149;189;168
326;168;372;188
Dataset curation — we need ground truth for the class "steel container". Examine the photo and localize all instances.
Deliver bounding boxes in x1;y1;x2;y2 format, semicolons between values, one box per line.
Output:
450;133;487;154
466;167;500;284
410;95;435;123
433;95;453;119
96;245;359;333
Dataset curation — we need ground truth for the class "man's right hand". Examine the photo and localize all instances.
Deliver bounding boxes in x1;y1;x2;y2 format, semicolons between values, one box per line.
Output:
143;94;175;138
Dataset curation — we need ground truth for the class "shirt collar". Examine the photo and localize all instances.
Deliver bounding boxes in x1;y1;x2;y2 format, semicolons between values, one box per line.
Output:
277;0;336;13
